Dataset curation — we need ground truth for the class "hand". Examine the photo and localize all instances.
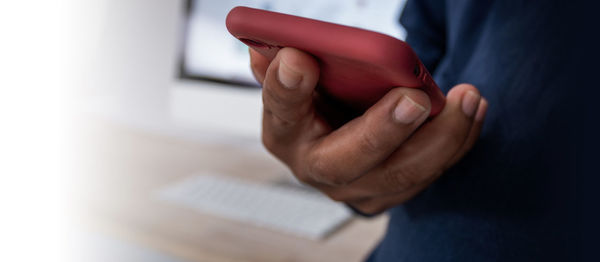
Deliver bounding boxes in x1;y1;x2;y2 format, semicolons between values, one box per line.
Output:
250;47;488;215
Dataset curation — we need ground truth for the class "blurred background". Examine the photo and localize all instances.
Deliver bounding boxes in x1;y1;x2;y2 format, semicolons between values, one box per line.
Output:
3;1;408;261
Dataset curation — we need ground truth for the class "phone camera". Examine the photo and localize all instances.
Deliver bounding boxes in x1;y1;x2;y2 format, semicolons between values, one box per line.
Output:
413;63;421;77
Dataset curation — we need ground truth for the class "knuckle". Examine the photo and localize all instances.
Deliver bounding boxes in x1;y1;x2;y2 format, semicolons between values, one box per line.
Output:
269;112;297;130
262;86;305;127
307;155;350;186
262;111;298;139
357;128;382;155
262;86;286;111
383;164;424;192
262;82;297;110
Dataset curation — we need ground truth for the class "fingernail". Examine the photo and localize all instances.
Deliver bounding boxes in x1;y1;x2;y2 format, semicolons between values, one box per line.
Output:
475;98;488;122
462;91;480;117
393;96;426;124
278;59;302;89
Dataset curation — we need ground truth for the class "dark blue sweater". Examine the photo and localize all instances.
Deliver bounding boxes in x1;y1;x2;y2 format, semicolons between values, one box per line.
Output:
367;1;588;261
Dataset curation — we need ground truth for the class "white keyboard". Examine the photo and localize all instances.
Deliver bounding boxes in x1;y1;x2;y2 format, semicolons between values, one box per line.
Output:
157;174;353;239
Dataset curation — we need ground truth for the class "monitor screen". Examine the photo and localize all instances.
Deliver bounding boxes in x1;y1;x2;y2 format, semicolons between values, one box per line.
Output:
179;0;407;86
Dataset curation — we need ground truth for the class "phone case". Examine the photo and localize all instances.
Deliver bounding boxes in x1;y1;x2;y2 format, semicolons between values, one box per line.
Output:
226;6;445;116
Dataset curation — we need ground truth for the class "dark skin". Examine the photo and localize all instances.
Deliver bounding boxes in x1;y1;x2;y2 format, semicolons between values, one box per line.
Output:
251;47;488;214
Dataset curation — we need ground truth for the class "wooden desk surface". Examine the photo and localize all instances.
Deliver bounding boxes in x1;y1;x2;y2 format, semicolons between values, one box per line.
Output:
74;116;388;262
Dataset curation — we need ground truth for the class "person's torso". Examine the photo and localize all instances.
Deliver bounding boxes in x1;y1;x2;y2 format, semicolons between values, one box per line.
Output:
368;1;585;261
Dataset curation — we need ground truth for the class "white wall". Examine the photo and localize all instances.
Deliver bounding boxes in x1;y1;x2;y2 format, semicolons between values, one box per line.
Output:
70;0;183;114
69;0;265;144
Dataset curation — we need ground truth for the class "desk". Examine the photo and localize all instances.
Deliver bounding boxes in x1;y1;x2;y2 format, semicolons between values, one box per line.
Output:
74;116;388;262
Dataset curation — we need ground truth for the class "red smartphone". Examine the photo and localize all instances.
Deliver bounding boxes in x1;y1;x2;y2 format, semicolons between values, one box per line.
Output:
226;6;445;116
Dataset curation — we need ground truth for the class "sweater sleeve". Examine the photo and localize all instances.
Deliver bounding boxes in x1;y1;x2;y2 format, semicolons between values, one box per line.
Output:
399;0;447;73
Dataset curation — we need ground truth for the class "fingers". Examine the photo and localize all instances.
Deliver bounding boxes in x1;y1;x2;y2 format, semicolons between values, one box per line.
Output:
386;83;482;177
249;48;270;84
261;48;322;161
261;48;435;189
447;98;488;166
303;87;431;186
261;47;320;130
322;84;485;200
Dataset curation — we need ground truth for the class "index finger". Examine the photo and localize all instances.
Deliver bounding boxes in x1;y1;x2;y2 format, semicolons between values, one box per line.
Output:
260;48;323;158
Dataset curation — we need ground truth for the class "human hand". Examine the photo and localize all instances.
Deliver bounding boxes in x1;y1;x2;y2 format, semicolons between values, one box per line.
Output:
250;47;488;215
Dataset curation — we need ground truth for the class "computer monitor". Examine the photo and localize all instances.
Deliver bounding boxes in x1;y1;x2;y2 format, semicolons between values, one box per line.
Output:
179;0;407;86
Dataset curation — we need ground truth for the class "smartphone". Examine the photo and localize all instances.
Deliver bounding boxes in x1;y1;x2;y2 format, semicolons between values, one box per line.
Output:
226;6;445;116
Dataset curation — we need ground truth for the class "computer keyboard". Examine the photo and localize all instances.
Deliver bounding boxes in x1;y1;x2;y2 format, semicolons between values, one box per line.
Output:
157;174;353;239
